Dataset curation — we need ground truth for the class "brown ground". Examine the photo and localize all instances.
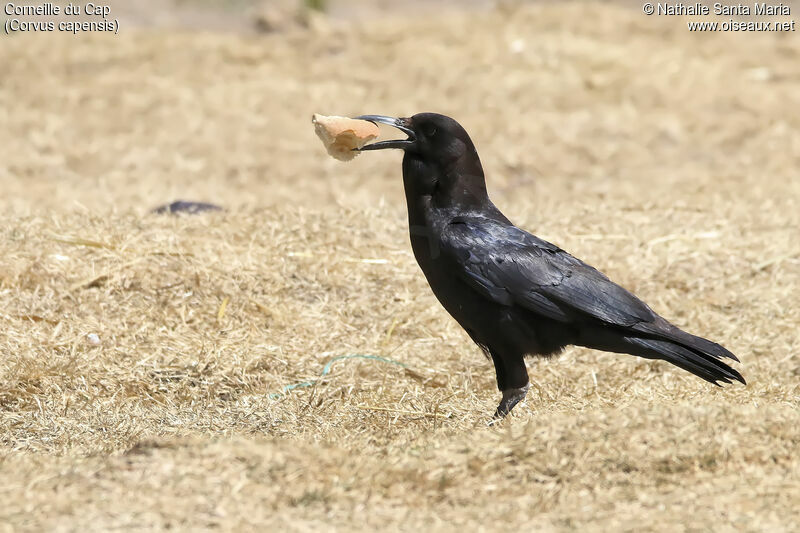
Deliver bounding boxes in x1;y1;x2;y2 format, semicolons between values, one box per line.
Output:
1;1;799;531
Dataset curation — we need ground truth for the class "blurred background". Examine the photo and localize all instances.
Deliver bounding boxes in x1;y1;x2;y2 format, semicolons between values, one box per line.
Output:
3;0;798;216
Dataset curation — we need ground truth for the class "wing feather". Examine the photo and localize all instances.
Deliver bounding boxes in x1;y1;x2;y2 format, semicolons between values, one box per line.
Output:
442;218;655;327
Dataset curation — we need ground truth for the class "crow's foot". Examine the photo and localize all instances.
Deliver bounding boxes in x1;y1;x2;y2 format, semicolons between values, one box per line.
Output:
492;382;530;420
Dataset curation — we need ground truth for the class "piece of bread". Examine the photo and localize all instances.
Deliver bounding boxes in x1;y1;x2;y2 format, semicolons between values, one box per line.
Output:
312;114;380;161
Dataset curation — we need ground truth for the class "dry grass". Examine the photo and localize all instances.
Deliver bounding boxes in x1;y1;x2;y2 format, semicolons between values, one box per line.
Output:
2;2;800;531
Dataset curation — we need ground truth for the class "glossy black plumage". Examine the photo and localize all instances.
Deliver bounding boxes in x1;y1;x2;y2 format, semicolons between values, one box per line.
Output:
358;112;745;417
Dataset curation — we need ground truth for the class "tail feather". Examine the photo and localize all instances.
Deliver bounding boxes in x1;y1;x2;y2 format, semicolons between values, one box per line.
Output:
577;322;746;386
633;317;740;363
626;336;745;385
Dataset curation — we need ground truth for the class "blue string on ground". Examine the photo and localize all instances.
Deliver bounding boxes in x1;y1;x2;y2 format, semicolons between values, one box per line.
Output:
269;354;407;399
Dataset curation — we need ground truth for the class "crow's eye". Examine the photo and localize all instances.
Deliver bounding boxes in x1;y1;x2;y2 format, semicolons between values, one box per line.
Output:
422;124;437;138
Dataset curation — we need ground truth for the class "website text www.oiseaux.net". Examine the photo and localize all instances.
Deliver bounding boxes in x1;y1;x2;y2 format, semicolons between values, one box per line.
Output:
642;3;796;32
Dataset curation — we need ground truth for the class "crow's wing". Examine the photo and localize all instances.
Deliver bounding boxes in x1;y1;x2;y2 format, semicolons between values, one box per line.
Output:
440;217;656;327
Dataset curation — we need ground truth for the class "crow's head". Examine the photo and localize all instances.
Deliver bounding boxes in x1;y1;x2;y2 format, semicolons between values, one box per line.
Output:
356;113;485;201
357;113;478;168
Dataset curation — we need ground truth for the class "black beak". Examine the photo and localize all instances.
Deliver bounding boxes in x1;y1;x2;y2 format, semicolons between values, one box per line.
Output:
354;115;416;151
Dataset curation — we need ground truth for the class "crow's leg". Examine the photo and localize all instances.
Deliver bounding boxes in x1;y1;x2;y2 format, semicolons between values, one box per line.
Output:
490;352;507;392
494;383;530;418
490;353;529;418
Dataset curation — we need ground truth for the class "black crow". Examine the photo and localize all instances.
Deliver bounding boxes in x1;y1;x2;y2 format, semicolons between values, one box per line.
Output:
357;112;744;417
